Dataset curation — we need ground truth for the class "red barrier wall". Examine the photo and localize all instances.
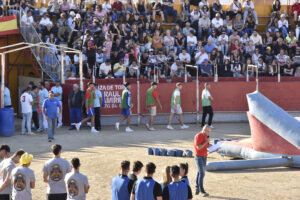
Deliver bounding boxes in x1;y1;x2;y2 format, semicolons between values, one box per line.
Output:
62;80;300;124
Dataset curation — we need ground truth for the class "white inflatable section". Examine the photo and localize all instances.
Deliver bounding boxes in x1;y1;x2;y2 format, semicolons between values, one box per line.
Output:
247;91;300;149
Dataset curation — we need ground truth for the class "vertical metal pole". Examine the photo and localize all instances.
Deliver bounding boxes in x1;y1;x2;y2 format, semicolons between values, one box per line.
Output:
184;66;187;83
137;79;140;126
278;65;281;83
92;65;95;83
214;64;218;82
79;52;83;90
1;54;5;108
256;66;259;91
196;66;199;124
61;53;65;84
153;67;156;82
123;72;126;84
246;65;249;82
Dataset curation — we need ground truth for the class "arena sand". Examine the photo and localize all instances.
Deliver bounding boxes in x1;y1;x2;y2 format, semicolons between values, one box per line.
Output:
1;122;300;200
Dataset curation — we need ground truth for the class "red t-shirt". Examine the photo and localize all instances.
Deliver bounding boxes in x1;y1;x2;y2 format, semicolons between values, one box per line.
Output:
194;132;209;157
112;1;123;11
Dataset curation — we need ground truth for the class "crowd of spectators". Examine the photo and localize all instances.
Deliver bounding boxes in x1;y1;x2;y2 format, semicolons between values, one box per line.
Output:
3;0;300;79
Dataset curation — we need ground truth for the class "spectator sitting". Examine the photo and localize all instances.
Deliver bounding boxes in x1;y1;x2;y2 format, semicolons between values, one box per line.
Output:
111;0;125;20
195;47;209;66
94;5;107;21
276;49;290;70
170;58;184;78
182;22;195;37
283;60;294;76
163;30;175;54
102;0;112;13
240;32;249;47
182;0;191;17
129;60;140;77
274;38;287;55
211;0;224;19
200;5;210;20
60;0;70;13
152;0;165;22
223;15;233;35
190;7;201;28
199;0;209;9
250;30;263;52
233;13;244;36
229;0;242;18
174;32;185;54
99;59;112;78
218;30;229;56
113;59;126;78
162;0;177;23
21;10;34;26
127;67;137;78
179;49;191;65
198;13;211;41
186;30;197;56
211;13;223;34
243;0;258;24
286;31;297;57
257;57;266;75
67;71;77;80
231;61;243;77
178;8;190;28
243;14;256;36
263;46;275;65
267;14;279;34
229;30;241;44
278;14;289;38
252;48;261;65
199;59;213;77
272;0;281;17
105;72;115;79
39;13;52;27
204;39;215;54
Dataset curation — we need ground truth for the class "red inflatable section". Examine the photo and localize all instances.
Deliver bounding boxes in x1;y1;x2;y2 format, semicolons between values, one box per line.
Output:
248;112;300;155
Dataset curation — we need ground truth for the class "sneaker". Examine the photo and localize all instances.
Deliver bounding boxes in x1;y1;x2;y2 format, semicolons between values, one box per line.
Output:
115;122;120;131
125;127;133;132
195;189;200;195
28;132;36;136
210;125;214;129
48;139;52;142
91;128;99;134
75;122;81;131
36;128;44;132
149;127;156;131
167;125;174;130
200;192;209;197
57;123;63;128
145;123;150;130
69;126;76;130
181;124;189;129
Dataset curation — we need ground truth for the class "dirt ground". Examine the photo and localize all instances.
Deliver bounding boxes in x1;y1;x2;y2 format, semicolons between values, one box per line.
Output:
1;121;300;200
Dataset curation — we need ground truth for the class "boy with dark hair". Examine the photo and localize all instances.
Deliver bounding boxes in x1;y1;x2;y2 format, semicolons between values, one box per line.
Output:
129;161;144;183
76;82;99;133
0;150;24;200
132;162;162;200
111;160;135;200
146;82;162;131
65;158;89;200
0;145;10;163
43;144;71;200
162;165;193;200
115;82;133;132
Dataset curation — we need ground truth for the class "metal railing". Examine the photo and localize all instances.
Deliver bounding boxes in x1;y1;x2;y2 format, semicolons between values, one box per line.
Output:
19;8;60;81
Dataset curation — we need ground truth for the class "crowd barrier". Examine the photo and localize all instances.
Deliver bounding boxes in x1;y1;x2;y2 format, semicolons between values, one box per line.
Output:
62;79;300;124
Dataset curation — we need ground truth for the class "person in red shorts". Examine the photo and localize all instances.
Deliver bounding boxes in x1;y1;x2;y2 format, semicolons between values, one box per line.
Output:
194;125;211;197
75;82;99;133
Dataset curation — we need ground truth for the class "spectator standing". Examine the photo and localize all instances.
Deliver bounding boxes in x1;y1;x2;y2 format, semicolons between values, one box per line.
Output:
68;84;84;130
0;149;24;200
4;85;12;108
94;84;103;132
162;165;193;200
0;145;10;163
51;81;63;128
131;162;162;200
167;82;189;130
65;158;89;200
111;160;134;200
201;82;214;128
10;152;35;200
115;82;133;132
146;82;163;131
43;91;62;142
162;0;177;23
43;144;71;200
38;82;49;132
194;125;211;197
20;87;34;136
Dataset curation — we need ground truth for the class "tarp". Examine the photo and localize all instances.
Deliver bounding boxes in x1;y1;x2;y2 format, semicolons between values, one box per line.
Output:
0;15;19;36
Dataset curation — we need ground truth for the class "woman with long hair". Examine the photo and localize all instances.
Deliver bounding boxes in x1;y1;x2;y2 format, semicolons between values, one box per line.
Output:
160;166;172;191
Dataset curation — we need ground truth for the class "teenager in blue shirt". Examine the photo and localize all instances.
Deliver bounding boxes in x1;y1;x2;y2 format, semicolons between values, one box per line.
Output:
131;162;162;200
162;165;193;200
43;91;62;142
180;163;190;186
111;160;135;200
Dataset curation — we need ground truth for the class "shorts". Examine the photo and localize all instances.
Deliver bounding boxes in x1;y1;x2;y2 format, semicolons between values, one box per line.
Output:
122;108;131;116
88;107;95;117
148;106;157;116
171;104;183;115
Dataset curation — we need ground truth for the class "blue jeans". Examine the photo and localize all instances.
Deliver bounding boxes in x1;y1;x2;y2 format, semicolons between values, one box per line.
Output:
70;107;82;125
280;26;289;38
195;156;207;192
187;45;196;56
163;7;177;23
47;118;57;139
220;44;229;56
22;112;32;134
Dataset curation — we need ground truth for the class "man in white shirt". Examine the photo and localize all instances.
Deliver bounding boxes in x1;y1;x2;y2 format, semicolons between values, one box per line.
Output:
218;30;229;56
99;60;112;78
186;30;197;56
211;13;223;33
102;0;112;13
195;47;209;65
21;10;34;26
243;0;258;24
51;81;63;128
250;30;263;52
68;11;76;30
170;59;184;78
179;49;191;65
39;13;53;27
20;87;34;135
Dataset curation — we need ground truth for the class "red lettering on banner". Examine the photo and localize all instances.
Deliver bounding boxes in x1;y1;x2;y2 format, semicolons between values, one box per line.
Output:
99;85;125;114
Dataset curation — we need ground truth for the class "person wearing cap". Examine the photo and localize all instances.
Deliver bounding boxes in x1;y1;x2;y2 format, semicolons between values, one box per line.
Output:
115;82;133;132
167;83;189;130
0;149;24;200
162;165;193;200
20;87;34;136
68;84;84;130
51;81;63;128
10;152;35;200
0;145;10;163
43;91;62;142
43;144;71;200
145;82;162;131
65;158;89;200
278;14;289;38
68;11;76;30
113;59;126;78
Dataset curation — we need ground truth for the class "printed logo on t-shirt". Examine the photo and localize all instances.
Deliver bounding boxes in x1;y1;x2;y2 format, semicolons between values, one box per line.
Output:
68;179;79;197
50;164;63;181
14;173;26;191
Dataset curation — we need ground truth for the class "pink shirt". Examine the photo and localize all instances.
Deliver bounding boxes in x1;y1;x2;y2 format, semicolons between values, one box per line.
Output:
104;41;112;57
60;3;70;11
94;10;106;19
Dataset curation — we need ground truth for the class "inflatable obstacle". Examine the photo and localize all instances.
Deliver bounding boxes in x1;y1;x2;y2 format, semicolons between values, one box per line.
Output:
207;91;300;171
147;148;193;158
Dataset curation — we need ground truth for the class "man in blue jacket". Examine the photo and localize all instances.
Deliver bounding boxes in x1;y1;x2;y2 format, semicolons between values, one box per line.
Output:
111;160;135;200
131;162;162;200
162;165;193;200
